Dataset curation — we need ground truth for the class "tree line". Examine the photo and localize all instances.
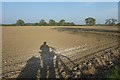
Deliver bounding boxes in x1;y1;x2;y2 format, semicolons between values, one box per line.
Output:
2;17;119;26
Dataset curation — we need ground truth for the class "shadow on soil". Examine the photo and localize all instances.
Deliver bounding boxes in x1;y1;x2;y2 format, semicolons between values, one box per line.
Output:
16;42;120;79
16;42;80;79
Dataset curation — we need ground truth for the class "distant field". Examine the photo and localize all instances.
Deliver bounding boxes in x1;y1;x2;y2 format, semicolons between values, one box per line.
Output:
52;26;119;31
2;26;118;66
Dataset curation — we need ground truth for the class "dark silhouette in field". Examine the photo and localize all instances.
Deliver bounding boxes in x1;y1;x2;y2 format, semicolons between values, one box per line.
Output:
16;42;80;79
17;56;40;79
40;42;56;78
40;42;50;54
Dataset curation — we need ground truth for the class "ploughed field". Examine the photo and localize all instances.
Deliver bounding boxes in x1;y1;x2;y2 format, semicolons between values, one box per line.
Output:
2;26;119;78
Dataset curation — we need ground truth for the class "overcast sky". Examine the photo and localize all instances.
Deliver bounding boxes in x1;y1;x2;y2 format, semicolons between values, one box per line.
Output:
2;2;118;24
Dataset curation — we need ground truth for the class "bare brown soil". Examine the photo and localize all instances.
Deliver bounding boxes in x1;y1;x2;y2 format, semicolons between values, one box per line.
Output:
0;27;2;77
2;26;119;78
